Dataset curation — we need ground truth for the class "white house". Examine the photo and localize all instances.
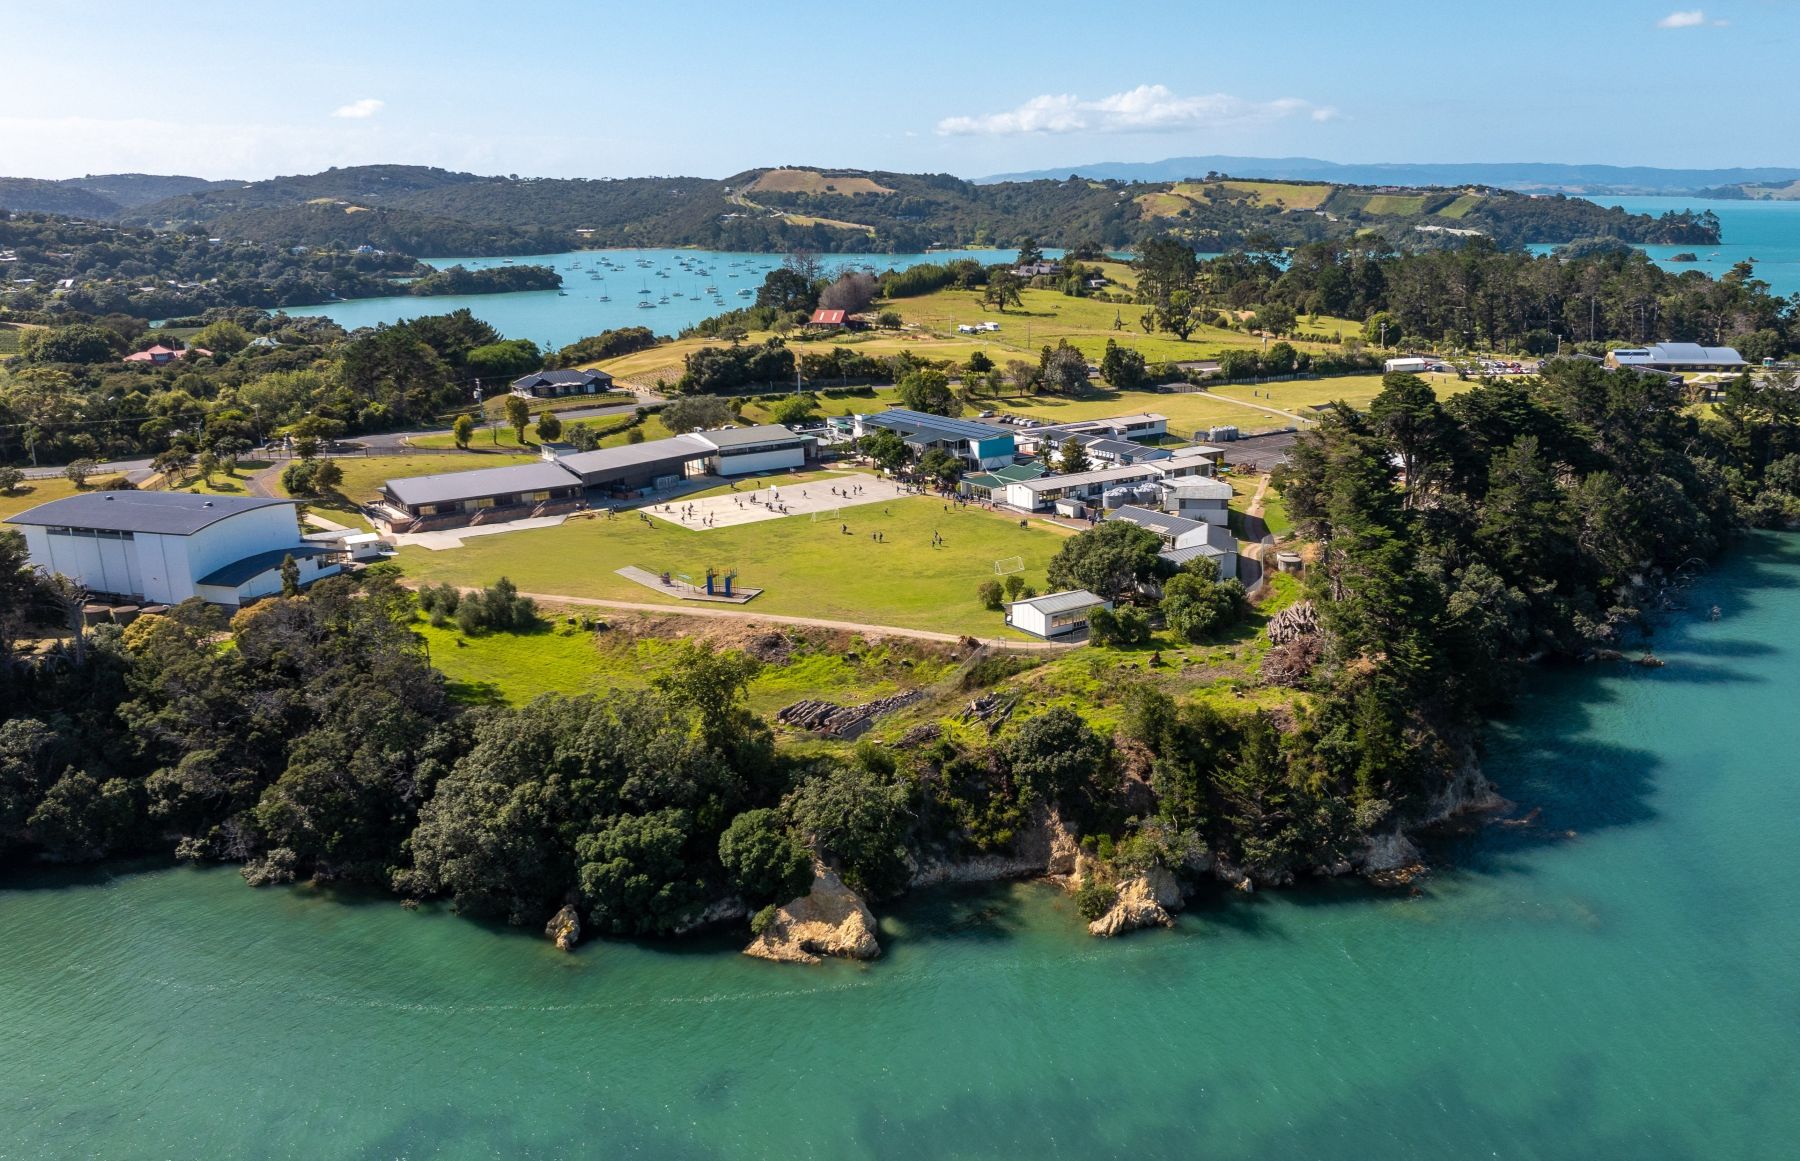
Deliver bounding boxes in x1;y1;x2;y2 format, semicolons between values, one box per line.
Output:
1005;589;1110;639
5;492;340;607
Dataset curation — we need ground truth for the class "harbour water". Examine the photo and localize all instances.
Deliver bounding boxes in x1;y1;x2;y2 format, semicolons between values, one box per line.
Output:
3;536;1799;1158
1566;194;1800;298
282;247;1069;350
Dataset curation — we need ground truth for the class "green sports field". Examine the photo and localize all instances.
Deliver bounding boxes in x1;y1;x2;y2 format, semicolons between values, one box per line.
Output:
397;494;1074;637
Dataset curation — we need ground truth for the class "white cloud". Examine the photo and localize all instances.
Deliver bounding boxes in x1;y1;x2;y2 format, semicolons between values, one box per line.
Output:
331;98;384;119
1656;10;1707;28
936;84;1333;137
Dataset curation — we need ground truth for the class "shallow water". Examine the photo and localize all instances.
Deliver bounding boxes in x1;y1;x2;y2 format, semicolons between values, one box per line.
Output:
281;247;1072;349
4;537;1799;1158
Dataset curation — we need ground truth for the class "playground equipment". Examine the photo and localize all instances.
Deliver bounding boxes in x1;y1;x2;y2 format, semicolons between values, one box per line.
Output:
704;567;739;597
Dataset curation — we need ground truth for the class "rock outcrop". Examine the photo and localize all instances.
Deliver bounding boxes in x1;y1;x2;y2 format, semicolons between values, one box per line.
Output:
1088;865;1182;938
908;805;1079;888
744;863;881;965
545;904;581;951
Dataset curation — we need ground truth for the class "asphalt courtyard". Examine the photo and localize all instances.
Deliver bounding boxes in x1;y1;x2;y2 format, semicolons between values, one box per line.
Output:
643;472;918;530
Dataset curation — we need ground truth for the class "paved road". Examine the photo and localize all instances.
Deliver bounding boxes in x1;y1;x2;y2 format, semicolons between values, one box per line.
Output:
440;584;1076;652
19;393;663;477
22;457;154;481
352;396;659;451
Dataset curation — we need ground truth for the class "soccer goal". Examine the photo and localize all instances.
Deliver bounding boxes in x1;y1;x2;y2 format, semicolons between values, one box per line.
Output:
994;555;1026;575
810;506;843;523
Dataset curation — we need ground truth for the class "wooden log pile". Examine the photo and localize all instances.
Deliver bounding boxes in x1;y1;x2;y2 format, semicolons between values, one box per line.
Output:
959;691;1018;735
1266;600;1319;645
777;690;925;739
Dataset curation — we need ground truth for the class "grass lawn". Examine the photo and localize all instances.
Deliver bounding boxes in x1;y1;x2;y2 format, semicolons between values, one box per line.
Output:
397;495;1073;637
480;392;633;418
970;384;1305;436
417;615;959;715
964;572;1310;738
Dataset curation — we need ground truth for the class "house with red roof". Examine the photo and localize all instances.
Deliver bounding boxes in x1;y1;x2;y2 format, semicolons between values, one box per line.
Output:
807;308;848;329
124;343;212;366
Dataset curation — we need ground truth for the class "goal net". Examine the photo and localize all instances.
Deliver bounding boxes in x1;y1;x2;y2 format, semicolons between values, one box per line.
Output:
994;555;1025;575
811;506;843;523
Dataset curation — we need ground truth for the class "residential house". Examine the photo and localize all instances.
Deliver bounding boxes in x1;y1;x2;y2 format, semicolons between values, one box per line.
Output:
510;368;615;398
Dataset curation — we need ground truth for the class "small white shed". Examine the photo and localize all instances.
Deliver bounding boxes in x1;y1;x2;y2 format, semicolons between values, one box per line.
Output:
1005;589;1111;638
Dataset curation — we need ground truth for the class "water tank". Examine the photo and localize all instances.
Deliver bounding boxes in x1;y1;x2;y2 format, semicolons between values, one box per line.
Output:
1135;484;1162;505
1207;425;1240;442
1102;486;1133;510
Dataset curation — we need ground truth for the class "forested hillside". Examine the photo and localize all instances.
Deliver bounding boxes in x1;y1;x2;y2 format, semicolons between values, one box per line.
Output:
4;164;1718;257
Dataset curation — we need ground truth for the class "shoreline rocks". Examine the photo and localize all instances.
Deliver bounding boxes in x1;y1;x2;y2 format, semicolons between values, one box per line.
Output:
1088;866;1183;938
744;863;882;965
545;904;581;952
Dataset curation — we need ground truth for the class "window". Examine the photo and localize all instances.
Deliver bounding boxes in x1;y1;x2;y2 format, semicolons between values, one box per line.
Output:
46;526;134;541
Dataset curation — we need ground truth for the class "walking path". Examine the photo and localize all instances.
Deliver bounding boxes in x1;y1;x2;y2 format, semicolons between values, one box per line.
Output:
1202;391;1314;428
439;584;1077;651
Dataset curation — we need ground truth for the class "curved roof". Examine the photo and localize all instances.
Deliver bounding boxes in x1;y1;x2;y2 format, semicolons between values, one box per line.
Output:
5;491;293;536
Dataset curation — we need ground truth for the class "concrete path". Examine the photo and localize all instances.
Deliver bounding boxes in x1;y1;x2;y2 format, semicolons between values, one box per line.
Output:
397;513;574;550
438;584;1076;651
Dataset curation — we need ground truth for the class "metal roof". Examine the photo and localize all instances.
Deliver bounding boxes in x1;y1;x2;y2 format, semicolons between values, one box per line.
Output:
5;491;293;536
1161;477;1234;499
1085;437;1168;462
1013;464;1163;493
991;461;1049;483
511;368;612;389
1613;343;1746;367
1158;544;1225;567
195;544;335;588
382;462;581;507
696;424;804;449
555;434;715;479
1111;505;1207;538
865;408;1010;443
1010;588;1106;615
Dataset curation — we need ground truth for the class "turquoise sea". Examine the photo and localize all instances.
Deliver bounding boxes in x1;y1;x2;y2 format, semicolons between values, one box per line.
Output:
1558;195;1800;297
282;247;1071;350
4;535;1800;1158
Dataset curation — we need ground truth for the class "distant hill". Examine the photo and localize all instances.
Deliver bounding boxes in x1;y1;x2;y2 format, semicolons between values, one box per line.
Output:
0;173;235;217
63;173;239;209
1697;179;1800;201
0;178;128;218
979;156;1800;196
0;163;1725;256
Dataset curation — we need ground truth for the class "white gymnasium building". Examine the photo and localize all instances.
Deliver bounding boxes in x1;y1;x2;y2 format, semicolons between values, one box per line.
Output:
5;491;341;607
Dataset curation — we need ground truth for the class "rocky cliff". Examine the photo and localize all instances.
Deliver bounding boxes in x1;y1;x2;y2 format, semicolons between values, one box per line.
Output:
1087;866;1184;938
744;863;882;965
907;805;1080;889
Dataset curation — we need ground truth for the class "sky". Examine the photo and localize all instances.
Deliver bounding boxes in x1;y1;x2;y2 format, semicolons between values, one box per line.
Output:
3;0;1796;181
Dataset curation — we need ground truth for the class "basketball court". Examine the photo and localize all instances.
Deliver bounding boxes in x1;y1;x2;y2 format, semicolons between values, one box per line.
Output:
644;472;917;531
